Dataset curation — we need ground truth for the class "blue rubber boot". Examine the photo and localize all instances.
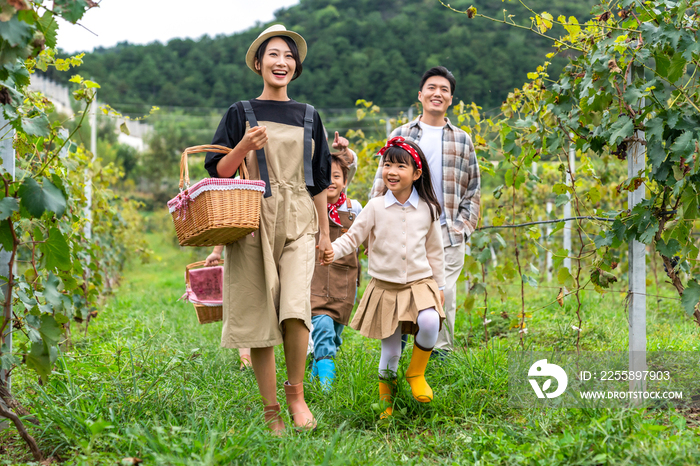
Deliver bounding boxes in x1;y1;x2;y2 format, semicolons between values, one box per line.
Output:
316;359;336;392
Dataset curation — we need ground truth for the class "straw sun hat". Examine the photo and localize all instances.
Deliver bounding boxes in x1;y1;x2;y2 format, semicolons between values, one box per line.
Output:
245;24;308;75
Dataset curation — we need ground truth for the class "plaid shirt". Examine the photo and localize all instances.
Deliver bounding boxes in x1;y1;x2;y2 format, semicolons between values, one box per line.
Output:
370;116;481;246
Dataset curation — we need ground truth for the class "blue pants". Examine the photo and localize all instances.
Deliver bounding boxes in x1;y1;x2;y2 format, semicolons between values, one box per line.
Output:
312;314;344;360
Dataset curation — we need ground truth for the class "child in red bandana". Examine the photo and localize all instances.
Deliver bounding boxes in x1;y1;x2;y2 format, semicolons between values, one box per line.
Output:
309;134;363;391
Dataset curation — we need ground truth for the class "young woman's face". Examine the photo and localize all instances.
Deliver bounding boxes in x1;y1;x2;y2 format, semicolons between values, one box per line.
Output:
255;37;296;89
382;157;421;198
327;161;347;204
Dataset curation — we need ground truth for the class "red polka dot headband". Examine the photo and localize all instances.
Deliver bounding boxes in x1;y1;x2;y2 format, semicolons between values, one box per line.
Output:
377;136;422;170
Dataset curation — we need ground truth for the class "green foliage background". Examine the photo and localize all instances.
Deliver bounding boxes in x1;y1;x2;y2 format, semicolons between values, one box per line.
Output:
43;0;596;111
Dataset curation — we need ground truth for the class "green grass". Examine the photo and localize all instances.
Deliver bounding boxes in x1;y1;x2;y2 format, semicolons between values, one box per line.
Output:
2;218;699;465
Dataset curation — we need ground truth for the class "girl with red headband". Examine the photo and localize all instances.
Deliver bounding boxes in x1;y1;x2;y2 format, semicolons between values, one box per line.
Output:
323;137;445;418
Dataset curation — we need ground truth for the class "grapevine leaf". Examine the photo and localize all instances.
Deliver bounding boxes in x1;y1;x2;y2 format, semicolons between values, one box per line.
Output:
645;117;664;143
0;197;18;221
53;0;91;24
39;227;71;271
594;233;612;249
669;131;694;159
655;54;670;78
0;219;13;251
38;315;62;346
647;141;667;171
477;247;491;264
21;114;51;137
553;248;569;270
40;177;66;217
608;115;634;146
523;274;538;289
0;15;33;47
680;280;700;317
637;217;659;244
18;178;44;218
18;177;66;219
667;53;687;83
656;238;680;257
0;352;20;371
555;194;569;207
557;267;575;289
680;186;699;219
37;11;59;49
26;342;51;380
43;273;63;308
588;186;601;203
591;268;617;288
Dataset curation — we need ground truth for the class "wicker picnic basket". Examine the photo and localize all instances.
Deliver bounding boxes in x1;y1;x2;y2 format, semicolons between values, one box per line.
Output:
168;145;267;247
184;260;223;324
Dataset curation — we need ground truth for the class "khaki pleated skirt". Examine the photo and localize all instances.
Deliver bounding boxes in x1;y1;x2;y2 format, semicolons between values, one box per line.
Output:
350;277;445;340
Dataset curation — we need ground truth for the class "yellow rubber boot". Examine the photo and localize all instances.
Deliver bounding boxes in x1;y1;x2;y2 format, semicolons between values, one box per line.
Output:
405;344;433;402
378;379;396;419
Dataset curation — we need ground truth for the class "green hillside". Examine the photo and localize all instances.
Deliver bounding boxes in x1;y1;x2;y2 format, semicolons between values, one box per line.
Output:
46;0;596;111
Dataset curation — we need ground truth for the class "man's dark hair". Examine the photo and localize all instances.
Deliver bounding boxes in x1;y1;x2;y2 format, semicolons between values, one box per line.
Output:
419;66;456;95
255;35;303;80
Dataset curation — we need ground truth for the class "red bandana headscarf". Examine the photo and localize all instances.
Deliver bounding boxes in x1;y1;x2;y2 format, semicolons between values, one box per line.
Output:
328;191;346;226
377;136;422;170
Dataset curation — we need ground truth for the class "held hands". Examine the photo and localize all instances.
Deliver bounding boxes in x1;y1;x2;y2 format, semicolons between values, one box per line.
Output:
242;125;268;152
316;235;334;265
331;131;349;154
204;252;221;267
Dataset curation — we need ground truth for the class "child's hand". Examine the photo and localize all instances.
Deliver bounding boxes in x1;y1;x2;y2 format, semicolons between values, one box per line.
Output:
205;252;221;266
332;131;349;154
323;248;335;264
440;290;445;307
316;235;333;264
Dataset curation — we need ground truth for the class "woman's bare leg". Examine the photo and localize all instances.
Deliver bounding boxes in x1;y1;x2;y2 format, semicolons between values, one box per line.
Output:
282;319;309;384
250;346;285;432
250;346;277;405
282;319;315;428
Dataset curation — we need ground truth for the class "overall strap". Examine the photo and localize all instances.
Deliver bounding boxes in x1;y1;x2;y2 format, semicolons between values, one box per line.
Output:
303;104;315;187
241;100;272;198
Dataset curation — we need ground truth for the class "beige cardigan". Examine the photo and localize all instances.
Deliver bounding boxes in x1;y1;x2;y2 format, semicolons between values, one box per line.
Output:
331;191;445;288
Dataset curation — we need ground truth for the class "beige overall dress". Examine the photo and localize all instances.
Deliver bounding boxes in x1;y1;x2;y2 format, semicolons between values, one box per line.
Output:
310;201;360;326
221;121;318;348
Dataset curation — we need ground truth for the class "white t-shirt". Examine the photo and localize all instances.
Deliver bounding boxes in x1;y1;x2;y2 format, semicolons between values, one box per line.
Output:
418;121;446;224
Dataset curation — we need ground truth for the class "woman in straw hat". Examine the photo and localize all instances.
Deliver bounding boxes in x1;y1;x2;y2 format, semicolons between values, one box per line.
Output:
204;25;332;433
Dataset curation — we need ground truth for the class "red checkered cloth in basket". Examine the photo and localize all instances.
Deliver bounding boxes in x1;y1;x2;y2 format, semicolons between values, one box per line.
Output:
167;178;267;216
182;265;224;306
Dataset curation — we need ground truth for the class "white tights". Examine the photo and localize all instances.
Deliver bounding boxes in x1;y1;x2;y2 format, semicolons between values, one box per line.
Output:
378;307;440;378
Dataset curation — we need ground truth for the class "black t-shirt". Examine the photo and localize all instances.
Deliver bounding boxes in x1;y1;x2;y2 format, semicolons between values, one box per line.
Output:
204;99;331;197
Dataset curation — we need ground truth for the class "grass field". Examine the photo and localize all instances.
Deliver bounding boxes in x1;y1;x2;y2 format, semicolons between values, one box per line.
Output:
2;216;699;465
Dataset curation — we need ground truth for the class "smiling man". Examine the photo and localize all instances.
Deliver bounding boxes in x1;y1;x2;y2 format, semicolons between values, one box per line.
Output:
370;66;481;357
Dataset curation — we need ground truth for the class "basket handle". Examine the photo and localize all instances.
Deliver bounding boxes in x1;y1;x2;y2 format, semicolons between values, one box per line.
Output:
179;144;251;190
185;260;222;285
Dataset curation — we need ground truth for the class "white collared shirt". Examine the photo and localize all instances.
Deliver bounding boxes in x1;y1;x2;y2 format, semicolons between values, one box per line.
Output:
384;187;420;209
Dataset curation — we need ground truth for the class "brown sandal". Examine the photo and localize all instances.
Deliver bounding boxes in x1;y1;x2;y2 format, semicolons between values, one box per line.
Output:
263;403;285;434
283;381;317;430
